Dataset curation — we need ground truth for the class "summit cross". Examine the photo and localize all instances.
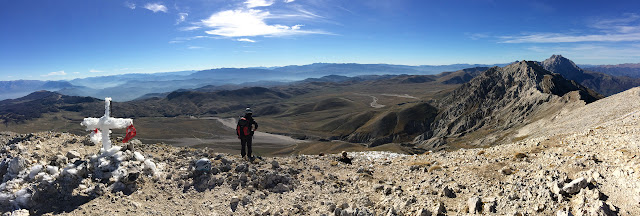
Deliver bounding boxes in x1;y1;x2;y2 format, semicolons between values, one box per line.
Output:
81;97;133;150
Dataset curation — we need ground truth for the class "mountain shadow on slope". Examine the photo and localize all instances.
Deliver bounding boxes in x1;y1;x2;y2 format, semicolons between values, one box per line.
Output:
0;91;100;124
315;103;438;147
414;60;603;149
112;87;291;118
435;67;489;84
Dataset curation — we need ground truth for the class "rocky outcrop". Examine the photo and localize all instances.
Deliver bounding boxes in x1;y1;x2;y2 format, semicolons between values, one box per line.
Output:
541;54;640;96
415;60;602;148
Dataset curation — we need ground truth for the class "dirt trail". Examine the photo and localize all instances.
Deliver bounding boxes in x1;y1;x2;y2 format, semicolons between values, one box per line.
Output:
206;117;305;146
380;93;418;99
369;96;385;108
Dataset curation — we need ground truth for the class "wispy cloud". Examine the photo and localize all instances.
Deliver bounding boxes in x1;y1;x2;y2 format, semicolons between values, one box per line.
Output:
500;13;640;43
237;38;256;42
124;2;136;9
284;0;295;2
89;69;103;73
500;33;640;43
187;46;204;49
179;26;201;31
144;3;168;13
591;13;640;33
169;35;211;43
245;0;275;8
42;71;67;77
201;9;329;37
176;13;188;24
466;33;490;40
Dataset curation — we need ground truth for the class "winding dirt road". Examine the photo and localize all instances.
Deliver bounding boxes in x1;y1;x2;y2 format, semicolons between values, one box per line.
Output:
206;117;305;146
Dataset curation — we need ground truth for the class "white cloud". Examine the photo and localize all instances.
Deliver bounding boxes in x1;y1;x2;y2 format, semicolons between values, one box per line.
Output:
73;72;80;74
245;0;275;8
201;9;328;37
500;14;640;43
284;0;295;3
187;46;204;49
237;38;256;42
177;13;188;24
179;26;201;31
124;2;136;9
89;69;103;73
42;71;67;77
144;3;168;13
591;13;640;33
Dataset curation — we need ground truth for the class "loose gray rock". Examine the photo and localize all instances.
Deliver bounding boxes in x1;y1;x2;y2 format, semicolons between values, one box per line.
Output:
500;167;513;175
468;196;482;214
434;201;446;216
484;199;497;213
195;158;211;172
230;196;240;212
417;208;432;216
8;157;26;174
235;163;248;173
562;177;587;194
441;186;455;198
66;150;81;160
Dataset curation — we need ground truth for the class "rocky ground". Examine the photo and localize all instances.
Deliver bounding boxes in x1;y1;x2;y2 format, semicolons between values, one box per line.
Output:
1;89;640;215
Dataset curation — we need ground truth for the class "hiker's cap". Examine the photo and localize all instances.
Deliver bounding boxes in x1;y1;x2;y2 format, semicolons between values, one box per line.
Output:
245;107;253;114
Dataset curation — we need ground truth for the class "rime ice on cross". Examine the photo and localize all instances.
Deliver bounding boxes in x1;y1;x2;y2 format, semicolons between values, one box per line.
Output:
81;97;133;151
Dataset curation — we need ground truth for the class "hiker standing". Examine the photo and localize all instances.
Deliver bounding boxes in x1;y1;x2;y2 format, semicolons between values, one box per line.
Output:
237;107;258;160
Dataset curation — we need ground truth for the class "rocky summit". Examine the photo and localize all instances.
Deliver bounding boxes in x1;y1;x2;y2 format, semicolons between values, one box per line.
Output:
540;54;640;96
414;60;602;149
1;87;640;215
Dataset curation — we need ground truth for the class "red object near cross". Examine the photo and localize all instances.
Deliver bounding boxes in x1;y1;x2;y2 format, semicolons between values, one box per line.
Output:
122;124;137;143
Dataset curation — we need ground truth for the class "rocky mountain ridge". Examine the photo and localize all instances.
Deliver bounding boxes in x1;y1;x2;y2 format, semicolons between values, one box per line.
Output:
415;60;602;148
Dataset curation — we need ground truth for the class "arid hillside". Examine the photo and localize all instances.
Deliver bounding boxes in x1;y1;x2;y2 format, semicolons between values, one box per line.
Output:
1;87;639;215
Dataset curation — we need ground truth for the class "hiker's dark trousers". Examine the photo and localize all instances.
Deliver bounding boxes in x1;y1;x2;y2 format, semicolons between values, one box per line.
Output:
241;137;253;157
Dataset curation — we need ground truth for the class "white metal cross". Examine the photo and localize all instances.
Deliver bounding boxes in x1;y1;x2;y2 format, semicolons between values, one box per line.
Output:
81;97;133;150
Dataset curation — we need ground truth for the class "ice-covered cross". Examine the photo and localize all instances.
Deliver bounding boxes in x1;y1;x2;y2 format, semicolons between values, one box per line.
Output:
81;97;133;151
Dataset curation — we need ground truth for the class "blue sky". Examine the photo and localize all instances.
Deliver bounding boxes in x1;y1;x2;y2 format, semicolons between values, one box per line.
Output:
1;0;640;80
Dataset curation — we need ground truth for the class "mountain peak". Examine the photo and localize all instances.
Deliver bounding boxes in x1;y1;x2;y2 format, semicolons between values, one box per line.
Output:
549;54;564;59
542;54;579;67
540;54;585;81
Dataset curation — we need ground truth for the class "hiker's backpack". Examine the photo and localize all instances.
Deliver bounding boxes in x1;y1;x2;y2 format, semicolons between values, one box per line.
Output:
236;117;251;137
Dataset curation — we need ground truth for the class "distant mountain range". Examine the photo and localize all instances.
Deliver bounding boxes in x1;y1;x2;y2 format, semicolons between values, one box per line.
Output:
584;63;640;78
1;63;507;102
0;80;77;101
3;55;640;151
